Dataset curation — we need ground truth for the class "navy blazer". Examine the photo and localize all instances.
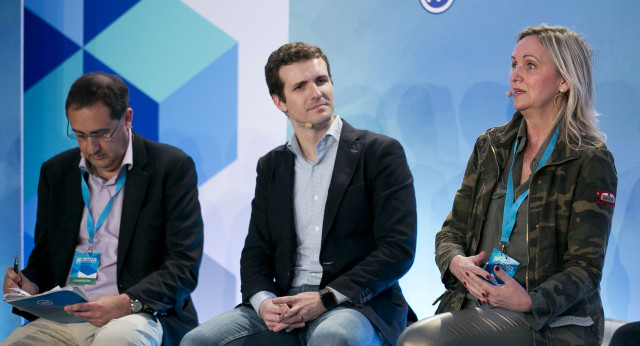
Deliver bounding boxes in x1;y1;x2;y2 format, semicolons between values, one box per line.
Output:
18;132;204;345
240;120;417;343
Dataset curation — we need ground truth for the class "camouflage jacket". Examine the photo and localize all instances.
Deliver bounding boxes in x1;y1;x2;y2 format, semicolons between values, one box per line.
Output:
435;112;617;345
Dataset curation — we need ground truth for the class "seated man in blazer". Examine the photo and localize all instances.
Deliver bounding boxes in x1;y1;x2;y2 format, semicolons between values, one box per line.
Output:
182;42;417;345
2;72;204;345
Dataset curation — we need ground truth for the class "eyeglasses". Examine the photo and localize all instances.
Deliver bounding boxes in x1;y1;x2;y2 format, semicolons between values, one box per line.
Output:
67;117;122;142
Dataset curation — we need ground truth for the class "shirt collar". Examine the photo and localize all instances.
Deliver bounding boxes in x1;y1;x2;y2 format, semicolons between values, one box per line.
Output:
515;118;528;153
79;128;134;182
516;118;562;155
287;115;342;157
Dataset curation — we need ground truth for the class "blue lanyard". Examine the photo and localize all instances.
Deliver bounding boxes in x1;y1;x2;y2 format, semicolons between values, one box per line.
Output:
80;169;127;251
500;126;559;251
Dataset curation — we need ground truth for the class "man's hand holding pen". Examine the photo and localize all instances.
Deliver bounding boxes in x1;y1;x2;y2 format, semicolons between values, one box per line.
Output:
3;257;38;296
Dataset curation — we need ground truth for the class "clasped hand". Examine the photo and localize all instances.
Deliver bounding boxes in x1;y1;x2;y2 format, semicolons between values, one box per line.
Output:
448;252;532;312
259;291;327;333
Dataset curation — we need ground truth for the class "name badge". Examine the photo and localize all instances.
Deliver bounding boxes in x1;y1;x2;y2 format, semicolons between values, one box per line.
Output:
69;252;100;285
482;248;519;286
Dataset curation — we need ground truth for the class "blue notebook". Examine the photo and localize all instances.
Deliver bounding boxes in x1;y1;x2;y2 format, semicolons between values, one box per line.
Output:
4;286;89;323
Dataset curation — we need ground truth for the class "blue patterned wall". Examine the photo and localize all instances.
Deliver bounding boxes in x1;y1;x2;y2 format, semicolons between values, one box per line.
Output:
0;0;23;338
23;1;238;245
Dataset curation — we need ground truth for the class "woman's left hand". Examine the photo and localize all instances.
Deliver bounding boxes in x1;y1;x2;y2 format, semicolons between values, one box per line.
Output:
483;266;533;312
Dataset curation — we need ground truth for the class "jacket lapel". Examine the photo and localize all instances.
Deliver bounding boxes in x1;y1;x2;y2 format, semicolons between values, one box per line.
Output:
322;120;363;245
58;163;85;284
117;133;150;276
273;147;297;265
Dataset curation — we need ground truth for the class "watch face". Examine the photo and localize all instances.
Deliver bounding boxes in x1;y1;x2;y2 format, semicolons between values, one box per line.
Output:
320;289;337;309
131;299;143;313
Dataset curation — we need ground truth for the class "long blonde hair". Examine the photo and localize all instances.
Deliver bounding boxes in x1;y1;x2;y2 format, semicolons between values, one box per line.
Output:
517;24;604;148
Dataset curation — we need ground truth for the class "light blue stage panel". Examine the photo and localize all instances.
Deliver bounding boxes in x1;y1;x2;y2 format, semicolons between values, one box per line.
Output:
23;52;82;202
160;43;238;183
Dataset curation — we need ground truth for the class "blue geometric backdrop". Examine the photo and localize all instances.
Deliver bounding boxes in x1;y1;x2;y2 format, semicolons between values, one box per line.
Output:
22;0;237;272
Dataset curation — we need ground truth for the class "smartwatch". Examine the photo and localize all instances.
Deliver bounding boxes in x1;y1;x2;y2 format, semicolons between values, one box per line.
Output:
319;288;338;310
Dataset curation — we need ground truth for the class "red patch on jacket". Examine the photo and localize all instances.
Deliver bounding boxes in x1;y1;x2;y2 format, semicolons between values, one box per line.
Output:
597;190;616;207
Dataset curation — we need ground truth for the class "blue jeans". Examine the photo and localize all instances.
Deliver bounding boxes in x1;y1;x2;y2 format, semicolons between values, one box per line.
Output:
181;286;387;346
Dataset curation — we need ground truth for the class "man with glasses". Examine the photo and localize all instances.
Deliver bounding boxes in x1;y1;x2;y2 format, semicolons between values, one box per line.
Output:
2;72;204;345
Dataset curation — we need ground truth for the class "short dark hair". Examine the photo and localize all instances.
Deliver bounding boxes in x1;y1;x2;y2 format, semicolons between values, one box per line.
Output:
65;72;129;120
264;42;331;102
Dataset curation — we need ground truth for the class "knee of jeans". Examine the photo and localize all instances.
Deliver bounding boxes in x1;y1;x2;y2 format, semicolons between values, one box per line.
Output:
180;330;201;346
182;325;227;346
309;327;361;345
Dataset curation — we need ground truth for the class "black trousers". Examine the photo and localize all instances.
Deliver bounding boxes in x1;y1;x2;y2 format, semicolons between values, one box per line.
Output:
397;306;535;346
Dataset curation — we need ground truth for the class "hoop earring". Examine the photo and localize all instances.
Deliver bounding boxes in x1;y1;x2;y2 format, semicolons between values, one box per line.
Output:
553;91;564;112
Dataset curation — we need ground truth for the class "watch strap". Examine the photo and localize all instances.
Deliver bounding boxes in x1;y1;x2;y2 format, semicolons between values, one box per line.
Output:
319;288;338;310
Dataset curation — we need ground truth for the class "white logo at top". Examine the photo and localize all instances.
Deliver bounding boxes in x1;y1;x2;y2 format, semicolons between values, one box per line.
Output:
420;0;454;14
